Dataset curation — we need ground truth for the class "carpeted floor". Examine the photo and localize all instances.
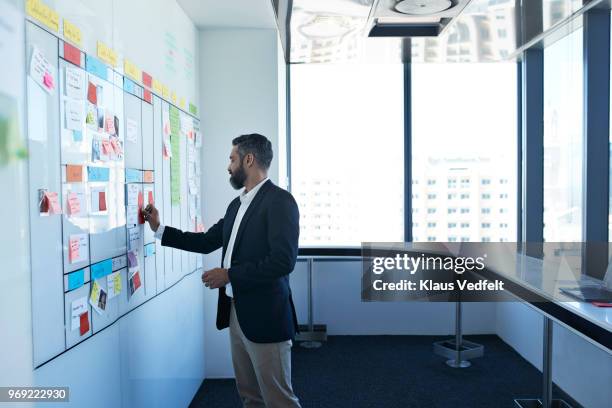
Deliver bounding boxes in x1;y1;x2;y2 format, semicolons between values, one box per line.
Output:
189;335;580;408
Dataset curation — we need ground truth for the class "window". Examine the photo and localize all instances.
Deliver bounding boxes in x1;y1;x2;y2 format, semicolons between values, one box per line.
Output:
412;63;517;242
543;29;583;242
290;63;404;246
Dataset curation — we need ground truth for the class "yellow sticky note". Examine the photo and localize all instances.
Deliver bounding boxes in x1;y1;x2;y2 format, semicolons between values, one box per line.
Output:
97;41;117;67
26;0;59;33
124;59;141;82
90;280;100;304
152;79;162;94
171;91;177;104
179;97;186;109
113;273;122;294
162;84;169;99
63;18;82;47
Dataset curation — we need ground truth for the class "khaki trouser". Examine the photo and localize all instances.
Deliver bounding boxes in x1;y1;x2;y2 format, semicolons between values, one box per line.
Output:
229;301;301;408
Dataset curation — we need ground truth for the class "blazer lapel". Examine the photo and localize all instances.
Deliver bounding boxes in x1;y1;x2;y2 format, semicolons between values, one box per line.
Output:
222;199;241;256
231;180;272;258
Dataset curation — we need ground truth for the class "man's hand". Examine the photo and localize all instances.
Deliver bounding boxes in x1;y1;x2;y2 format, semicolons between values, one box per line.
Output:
202;268;229;289
142;204;160;232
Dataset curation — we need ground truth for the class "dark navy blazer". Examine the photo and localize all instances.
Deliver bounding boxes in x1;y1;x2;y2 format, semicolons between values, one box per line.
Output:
161;179;300;343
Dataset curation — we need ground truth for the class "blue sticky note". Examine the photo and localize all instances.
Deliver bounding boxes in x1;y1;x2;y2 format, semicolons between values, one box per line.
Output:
88;166;110;182
73;130;83;142
86;55;108;81
123;78;135;94
125;168;142;183
67;269;85;291
144;243;155;257
91;259;113;280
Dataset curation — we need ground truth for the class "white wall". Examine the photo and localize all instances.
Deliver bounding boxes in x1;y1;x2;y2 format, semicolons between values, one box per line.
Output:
198;27;283;378
0;1;206;407
497;302;612;408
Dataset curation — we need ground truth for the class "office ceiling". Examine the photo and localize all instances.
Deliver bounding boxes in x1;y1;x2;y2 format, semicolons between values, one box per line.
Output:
272;0;612;64
177;0;277;29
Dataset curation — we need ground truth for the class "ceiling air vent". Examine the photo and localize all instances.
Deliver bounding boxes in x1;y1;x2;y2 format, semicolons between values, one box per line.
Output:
368;0;472;37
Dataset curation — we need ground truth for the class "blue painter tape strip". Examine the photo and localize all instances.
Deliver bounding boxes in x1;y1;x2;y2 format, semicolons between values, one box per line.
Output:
88;166;110;182
67;269;85;291
91;259;113;280
85;55;108;81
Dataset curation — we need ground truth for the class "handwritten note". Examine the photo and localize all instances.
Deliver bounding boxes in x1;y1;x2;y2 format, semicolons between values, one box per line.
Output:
45;191;62;214
126;118;138;143
67;164;84;182
107;271;121;299
65;98;84;131
30;46;55;93
67;191;81;216
71;296;87;331
68;233;87;264
65;66;84;99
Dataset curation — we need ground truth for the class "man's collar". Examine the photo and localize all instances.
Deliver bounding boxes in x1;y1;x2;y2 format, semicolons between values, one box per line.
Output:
240;177;269;202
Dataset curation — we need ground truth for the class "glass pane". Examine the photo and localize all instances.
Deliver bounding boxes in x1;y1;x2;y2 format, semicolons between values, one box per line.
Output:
411;63;518;243
543;28;583;242
290;63;404;246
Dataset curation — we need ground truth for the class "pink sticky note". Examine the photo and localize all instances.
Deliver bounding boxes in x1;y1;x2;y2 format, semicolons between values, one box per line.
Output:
101;139;112;155
67;192;81;216
45;192;62;214
69;237;80;263
43;71;54;90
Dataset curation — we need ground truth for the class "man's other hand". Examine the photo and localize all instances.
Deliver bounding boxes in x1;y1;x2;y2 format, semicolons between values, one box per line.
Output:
202;268;229;289
142;204;160;232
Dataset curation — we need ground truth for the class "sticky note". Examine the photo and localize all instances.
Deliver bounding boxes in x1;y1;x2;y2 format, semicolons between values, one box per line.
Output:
113;272;122;296
126;118;138;143
129;270;141;296
66;165;83;182
26;0;59;32
124;59;141;82
143;89;152;103
148;190;154;205
30;47;55;94
87;166;110;182
87;82;97;104
137;191;144;224
144;243;155;257
63;42;82;67
65;98;84;130
143;171;154;183
91;259;112;280
110;137;122;156
63;18;82;47
104;112;115;135
85;54;108;81
123;77;135;94
70;296;87;330
73;130;83;142
101;139;112;155
67;269;85;291
189;103;197;115
69;236;80;263
142;72;152;88
45;191;62;214
99;191;107;211
65;66;84;99
152;79;162;94
96;41;117;67
67;192;81;216
125;169;142;183
79;311;89;335
127;250;138;268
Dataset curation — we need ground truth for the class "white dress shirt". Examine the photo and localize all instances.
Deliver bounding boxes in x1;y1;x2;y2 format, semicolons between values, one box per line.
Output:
154;177;269;298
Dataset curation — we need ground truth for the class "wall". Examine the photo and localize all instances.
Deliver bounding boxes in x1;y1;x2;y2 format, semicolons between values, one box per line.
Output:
496;302;612;408
198;27;283;378
0;0;205;407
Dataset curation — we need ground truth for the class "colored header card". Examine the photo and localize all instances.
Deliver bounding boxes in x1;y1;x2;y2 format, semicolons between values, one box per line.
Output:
152;79;162;94
123;78;136;95
97;41;117;67
124;59;141;82
26;0;59;32
189;103;197;116
66;164;83;182
63;19;82;48
143;171;154;183
142;72;152;88
125;168;142;183
87;166;110;182
86;54;108;81
91;258;113;280
144;243;155;257
63;42;82;67
67;269;85;291
143;89;152;104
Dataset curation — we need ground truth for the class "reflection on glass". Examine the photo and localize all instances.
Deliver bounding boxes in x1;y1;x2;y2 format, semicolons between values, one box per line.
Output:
411;63;517;243
290;63;404;246
543;28;583;242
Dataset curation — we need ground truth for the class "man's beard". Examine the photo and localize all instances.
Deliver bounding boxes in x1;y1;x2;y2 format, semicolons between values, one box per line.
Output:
229;163;247;190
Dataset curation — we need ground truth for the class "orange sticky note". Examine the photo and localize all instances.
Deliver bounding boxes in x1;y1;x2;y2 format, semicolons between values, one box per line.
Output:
143;171;154;183
69;237;80;262
46;192;62;214
67;192;81;216
66;165;83;182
